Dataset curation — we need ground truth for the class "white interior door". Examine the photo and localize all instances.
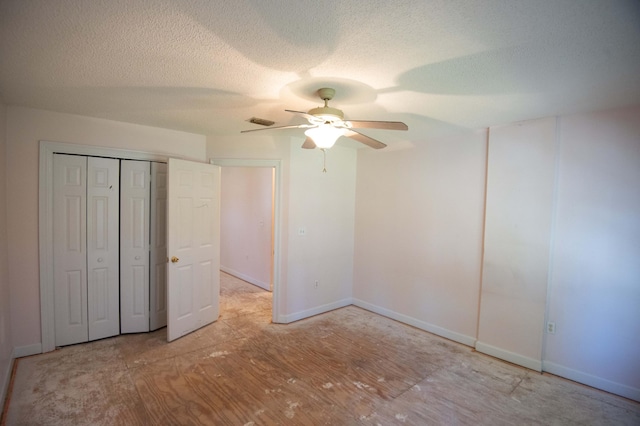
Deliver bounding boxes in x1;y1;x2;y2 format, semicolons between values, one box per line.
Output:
120;160;150;333
53;154;89;346
150;162;168;331
167;158;220;342
87;157;120;341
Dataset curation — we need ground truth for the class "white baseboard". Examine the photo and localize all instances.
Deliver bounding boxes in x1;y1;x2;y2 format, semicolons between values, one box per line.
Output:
13;343;42;358
475;341;542;372
543;361;640;402
221;266;270;291
352;298;476;347
279;298;353;324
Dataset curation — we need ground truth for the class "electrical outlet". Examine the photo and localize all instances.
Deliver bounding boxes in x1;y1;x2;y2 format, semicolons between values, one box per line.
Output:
547;321;556;334
298;227;306;236
314;280;319;289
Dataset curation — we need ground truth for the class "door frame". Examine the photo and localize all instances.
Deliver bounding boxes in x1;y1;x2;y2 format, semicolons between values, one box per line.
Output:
39;141;171;352
210;158;282;324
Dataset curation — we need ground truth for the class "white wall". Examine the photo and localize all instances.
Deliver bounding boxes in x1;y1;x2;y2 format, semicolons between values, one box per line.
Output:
544;107;640;400
6;106;206;351
353;131;488;345
477;117;557;371
286;143;356;321
0;100;14;403
220;167;273;290
472;108;640;400
352;108;640;401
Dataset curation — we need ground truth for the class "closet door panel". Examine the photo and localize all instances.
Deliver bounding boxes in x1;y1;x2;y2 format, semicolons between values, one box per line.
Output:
53;154;89;346
87;157;120;341
150;162;168;331
121;160;151;333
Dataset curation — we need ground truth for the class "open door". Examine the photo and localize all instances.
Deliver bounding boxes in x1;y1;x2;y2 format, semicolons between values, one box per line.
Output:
166;158;221;342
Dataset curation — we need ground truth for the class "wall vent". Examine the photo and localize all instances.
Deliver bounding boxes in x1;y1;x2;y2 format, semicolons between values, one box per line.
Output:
247;117;275;127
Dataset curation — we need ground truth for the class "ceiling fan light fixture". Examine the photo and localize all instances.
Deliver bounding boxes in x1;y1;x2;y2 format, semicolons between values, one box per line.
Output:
241;87;406;150
304;124;343;149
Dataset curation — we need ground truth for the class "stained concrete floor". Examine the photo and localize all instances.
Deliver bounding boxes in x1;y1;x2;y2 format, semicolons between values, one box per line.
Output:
3;272;639;425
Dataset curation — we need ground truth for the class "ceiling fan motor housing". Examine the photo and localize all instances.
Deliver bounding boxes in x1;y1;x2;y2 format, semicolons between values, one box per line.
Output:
308;105;344;122
309;87;344;122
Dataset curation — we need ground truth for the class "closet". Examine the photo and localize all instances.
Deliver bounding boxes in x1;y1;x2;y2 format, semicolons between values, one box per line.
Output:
52;154;167;346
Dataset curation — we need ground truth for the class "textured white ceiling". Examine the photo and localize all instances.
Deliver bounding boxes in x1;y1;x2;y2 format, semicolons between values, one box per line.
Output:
1;0;639;146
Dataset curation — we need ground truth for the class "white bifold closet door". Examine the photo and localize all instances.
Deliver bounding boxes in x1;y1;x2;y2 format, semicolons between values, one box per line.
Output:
53;154;89;346
120;160;151;333
86;157;120;341
52;154;215;346
150;162;168;331
53;154;120;346
120;160;168;333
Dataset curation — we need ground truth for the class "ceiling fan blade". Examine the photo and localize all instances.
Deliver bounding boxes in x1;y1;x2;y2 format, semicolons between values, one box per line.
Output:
347;120;408;131
240;124;305;133
285;109;318;121
301;137;316;149
343;129;387;149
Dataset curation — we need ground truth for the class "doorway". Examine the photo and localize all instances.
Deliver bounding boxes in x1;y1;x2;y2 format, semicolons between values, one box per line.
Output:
211;159;282;324
220;166;274;291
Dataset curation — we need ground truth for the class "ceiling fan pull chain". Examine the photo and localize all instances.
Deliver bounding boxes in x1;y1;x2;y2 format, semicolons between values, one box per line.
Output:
322;148;327;173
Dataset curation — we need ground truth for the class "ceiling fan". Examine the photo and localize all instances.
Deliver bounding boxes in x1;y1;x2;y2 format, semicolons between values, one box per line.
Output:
241;88;408;150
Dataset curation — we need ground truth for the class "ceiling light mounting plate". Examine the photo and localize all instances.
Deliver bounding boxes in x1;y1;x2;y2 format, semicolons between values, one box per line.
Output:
317;87;335;101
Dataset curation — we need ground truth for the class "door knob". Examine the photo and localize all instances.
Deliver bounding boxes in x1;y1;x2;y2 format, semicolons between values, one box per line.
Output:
171;256;179;263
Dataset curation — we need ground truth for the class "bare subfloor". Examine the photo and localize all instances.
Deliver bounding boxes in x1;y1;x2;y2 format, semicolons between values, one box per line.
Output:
3;273;639;425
